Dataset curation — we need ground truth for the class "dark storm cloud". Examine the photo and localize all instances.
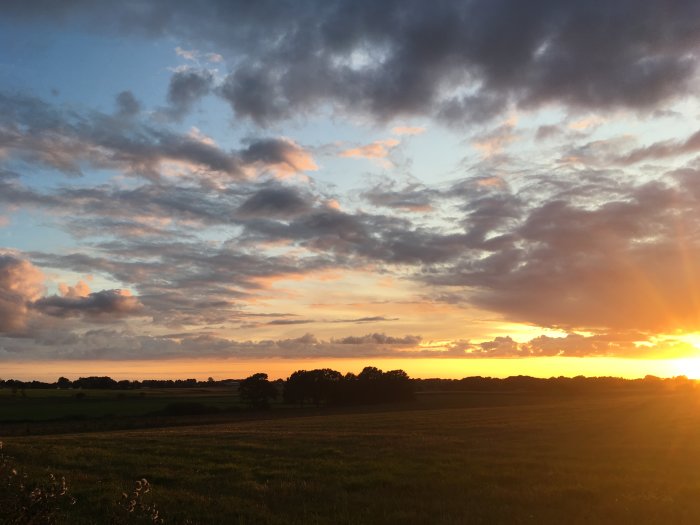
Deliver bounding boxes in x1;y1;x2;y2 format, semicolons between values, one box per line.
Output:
166;69;213;120
4;1;700;125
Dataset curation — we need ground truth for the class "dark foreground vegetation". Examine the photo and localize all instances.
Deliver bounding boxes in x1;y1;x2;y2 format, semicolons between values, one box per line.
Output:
1;371;698;523
3;389;700;524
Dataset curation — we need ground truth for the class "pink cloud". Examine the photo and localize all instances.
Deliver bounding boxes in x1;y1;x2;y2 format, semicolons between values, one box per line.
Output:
0;253;45;333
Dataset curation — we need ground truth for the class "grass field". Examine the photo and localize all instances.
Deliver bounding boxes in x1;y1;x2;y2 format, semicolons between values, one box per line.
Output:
3;390;700;524
0;387;249;422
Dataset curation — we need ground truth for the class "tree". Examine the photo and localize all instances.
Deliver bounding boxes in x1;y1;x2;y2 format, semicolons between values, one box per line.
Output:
56;377;72;389
283;369;343;406
238;373;278;409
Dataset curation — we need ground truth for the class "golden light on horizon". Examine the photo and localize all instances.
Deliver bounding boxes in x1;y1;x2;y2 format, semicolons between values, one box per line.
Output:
2;356;696;383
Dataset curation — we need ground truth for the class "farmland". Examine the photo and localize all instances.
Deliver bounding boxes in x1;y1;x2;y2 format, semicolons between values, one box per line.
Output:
3;388;700;524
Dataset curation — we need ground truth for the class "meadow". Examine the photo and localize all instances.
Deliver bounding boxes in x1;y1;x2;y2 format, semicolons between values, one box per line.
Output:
3;389;700;524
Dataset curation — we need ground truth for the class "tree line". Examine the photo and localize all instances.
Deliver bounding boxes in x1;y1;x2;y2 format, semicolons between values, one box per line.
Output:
0;371;694;408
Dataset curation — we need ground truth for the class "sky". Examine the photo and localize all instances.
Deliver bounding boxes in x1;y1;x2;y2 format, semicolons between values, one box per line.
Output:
3;1;700;380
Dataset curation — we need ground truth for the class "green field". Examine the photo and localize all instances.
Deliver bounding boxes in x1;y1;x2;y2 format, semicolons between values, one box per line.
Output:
3;390;700;524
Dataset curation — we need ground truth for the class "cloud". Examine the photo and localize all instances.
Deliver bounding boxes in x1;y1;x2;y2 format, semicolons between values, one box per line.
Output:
391;126;425;136
442;332;691;359
340;139;399;163
0;92;319;181
0;329;425;361
236;186;313;219
33;289;143;320
471;121;518;158
265;319;314;325
14;91;700;338
175;47;223;64
337;316;399;323
175;46;198;61
1;321;695;361
615;129;700;165
58;280;91;298
9;1;696;125
0;91;239;179
28;238;338;328
239;137;318;177
362;182;435;212
166;69;214;120
333;333;421;345
0;254;44;333
568;116;605;131
426;174;700;334
115;91;141;117
535;124;562;141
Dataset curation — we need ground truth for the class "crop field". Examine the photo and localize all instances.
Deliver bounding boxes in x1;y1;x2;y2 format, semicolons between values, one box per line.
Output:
3;390;700;524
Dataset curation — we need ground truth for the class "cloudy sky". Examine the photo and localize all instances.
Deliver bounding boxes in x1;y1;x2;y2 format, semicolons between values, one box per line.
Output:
3;1;700;380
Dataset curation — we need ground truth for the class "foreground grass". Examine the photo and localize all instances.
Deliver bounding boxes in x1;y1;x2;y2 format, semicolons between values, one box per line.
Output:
4;391;700;524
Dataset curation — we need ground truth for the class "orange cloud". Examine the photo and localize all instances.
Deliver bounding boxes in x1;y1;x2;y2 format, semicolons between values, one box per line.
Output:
391;126;426;136
58;280;91;298
340;139;400;163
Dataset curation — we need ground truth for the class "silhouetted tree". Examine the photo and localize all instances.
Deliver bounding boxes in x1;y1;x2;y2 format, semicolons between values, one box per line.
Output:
284;369;343;406
56;377;72;389
73;376;118;389
283;367;415;406
238;373;278;409
382;369;415;401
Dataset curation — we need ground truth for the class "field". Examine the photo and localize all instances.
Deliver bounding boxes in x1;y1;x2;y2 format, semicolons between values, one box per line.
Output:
0;386;250;422
3;390;700;524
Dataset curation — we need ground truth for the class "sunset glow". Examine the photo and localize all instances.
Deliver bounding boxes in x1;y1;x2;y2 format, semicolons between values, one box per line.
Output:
2;2;700;380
